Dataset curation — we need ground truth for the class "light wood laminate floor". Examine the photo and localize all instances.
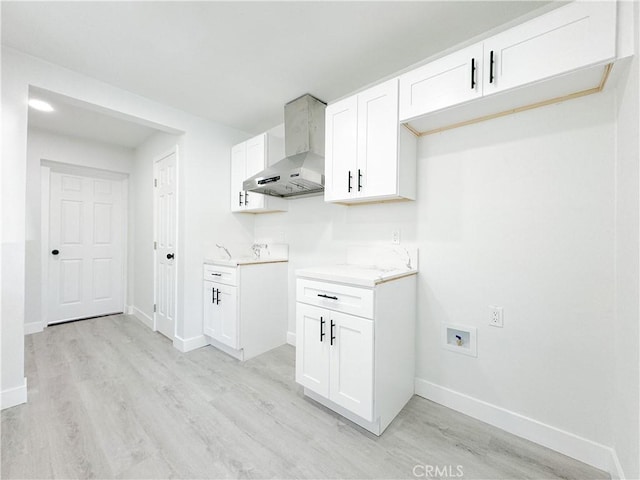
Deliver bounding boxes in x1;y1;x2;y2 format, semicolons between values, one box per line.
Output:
2;315;608;479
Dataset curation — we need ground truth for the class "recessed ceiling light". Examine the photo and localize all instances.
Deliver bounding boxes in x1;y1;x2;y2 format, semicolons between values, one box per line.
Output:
28;99;54;112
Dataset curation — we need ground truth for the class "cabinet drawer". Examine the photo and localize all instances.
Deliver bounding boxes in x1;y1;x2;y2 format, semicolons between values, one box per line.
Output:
203;264;237;286
296;279;373;319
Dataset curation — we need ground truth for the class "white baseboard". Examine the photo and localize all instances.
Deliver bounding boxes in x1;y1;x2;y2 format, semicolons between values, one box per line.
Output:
126;305;134;315
415;378;620;476
24;322;43;335
131;306;153;330
286;331;296;347
1;378;27;410
173;334;208;353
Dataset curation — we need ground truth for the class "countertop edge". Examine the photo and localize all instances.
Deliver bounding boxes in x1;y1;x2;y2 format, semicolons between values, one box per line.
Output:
204;258;288;267
296;268;418;287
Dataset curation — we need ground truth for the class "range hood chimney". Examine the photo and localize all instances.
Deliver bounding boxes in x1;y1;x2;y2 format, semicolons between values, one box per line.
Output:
243;94;326;198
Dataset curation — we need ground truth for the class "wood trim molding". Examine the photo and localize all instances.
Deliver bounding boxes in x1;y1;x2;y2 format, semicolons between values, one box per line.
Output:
403;63;613;137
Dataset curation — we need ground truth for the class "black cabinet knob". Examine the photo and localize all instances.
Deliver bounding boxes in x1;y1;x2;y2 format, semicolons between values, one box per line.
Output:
167;253;174;260
51;249;59;255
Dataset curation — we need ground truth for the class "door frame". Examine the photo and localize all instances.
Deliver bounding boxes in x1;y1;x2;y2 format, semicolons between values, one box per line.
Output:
152;146;179;338
40;161;129;330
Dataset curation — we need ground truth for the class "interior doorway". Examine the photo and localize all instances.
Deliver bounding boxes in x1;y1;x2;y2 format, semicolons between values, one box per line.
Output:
43;165;128;325
153;149;178;340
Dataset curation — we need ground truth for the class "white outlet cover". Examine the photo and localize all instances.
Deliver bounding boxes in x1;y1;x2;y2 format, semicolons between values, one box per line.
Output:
489;305;504;327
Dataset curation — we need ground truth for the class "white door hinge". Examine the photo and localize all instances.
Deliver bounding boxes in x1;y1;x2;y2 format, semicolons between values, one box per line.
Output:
153;304;157;313
154;178;158;187
154;241;157;250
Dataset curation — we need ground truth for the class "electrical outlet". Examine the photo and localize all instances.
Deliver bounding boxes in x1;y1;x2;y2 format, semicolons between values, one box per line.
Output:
391;229;400;245
489;305;503;328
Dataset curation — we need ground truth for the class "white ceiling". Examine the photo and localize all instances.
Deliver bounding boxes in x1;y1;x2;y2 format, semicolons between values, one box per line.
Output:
3;1;553;135
28;88;163;148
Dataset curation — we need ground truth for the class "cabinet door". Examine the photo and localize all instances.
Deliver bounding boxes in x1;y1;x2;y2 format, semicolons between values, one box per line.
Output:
203;281;217;338
295;303;330;397
324;96;358;202
357;78;400;199
230;142;247;212
244;134;266;211
483;1;616;95
329;311;373;421
215;283;238;349
399;43;483;121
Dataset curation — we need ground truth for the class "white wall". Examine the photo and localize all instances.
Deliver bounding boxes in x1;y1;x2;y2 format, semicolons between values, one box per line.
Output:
1;47;248;407
256;89;621;468
2;48;30;408
612;2;640;478
25;128;135;332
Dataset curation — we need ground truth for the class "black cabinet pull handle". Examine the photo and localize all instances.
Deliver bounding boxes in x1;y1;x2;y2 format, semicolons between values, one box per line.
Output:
211;273;222;277
244;192;249;205
51;249;59;255
216;289;221;305
167;253;174;260
320;316;325;342
212;287;216;304
239;192;243;206
330;320;335;346
489;50;495;84
357;169;362;191
317;293;338;300
471;58;476;89
348;170;352;192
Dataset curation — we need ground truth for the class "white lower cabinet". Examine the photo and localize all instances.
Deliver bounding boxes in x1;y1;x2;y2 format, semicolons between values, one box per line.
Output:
203;281;238;349
203;262;287;361
295;273;416;435
296;304;374;420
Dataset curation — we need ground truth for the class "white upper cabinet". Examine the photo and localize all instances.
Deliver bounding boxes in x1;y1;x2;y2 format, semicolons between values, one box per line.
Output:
483;1;616;95
325;78;416;204
230;133;287;213
230;142;247;212
399;42;484;119
399;1;618;133
324;96;357;202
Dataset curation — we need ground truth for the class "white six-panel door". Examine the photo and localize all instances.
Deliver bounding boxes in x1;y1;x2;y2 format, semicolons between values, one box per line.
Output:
154;151;177;340
48;173;124;323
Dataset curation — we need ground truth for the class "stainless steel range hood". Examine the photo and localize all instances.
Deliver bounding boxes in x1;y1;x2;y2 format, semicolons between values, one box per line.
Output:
243;94;326;198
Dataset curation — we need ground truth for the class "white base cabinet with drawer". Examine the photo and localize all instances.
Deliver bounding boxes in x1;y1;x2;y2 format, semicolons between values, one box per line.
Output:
203;262;288;361
295;273;416;435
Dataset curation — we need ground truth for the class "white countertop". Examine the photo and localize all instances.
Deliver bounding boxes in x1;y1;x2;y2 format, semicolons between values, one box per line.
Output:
204;257;288;267
296;264;417;287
